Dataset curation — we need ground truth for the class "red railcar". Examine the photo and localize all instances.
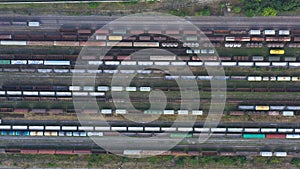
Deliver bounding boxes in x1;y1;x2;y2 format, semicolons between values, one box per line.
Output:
21;149;38;154
0;34;12;39
55;150;74;154
117;56;131;60
73;150;92;154
14;108;29;113
266;134;286;139
95;29;109;34
48;109;64;114
129;30;144;35
77;29;92;34
38;149;56;154
27;41;53;46
229;111;245;116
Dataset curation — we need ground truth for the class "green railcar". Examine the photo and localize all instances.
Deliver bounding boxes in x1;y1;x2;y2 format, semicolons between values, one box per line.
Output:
0;60;10;64
144;110;163;114
243;134;266;139
170;133;193;138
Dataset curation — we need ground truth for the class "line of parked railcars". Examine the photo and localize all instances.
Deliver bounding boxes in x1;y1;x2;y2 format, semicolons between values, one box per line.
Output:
0;59;253;67
3;59;300;69
238;105;300;116
1;54;300;64
1;85;151;92
229;110;298;117
1;124;300;134
3;147;296;157
3;125;300;141
1;28;300;43
0;36;299;48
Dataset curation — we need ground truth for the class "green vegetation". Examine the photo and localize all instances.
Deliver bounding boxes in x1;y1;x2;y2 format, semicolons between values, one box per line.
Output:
262;7;277;16
233;6;241;13
1;154;289;169
87;2;99;9
200;156;247;166
195;6;211;16
169;10;188;17
242;0;300;17
291;158;300;167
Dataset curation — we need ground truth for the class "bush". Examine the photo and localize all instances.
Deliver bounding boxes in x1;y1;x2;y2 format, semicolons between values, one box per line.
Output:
234;6;241;13
88;2;99;9
262;7;277;16
203;6;211;16
291;158;300;167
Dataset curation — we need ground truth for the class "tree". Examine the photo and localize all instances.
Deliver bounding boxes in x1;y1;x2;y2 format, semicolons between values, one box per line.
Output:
233;6;241;13
262;7;277;16
242;0;300;16
245;9;255;17
202;6;211;16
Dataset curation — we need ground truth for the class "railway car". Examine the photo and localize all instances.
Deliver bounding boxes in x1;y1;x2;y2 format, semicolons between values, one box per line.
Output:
252;56;264;61
1;40;27;45
247;76;262;81
277;76;291;81
0;34;12;40
192;110;203;115
282;111;294;116
144;110;163;114
264;30;276;36
230;30;247;35
133;42;159;47
266;134;286;139
214;30;230;35
11;60;27;64
249;30;261;35
260;152;272;157
163;110;175;115
177;110;189;115
238;105;255;110
207;36;224;42
27;40;54;46
115;109;127;114
108;36;122;41
201;30;213;35
279;30;290;36
101;109;112;114
243;134;265;139
255;106;270;111
251;37;265;41
229;111;245;115
170;133;192;138
274;152;287;157
294;36;300;42
279;37;291;41
150;55;176;61
28;60;43;65
286;134;300;139
44;60;70;66
270;49;284;55
261;128;277;133
0;60;10;64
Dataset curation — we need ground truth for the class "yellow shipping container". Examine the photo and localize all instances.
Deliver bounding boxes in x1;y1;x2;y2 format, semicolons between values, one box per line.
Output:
51;131;58;136
30;131;37;136
44;132;51;136
37;131;44;136
255;106;270;111
270;49;285;55
108;36;123;41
